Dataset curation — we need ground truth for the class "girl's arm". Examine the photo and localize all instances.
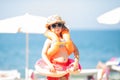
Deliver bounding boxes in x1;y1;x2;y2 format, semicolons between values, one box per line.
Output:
41;39;56;72
72;42;80;71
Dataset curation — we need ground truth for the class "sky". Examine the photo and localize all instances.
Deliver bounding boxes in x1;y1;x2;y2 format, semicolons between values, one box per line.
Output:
0;0;120;30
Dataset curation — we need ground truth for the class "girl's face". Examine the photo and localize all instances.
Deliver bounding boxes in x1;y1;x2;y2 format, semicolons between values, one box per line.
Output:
50;23;63;35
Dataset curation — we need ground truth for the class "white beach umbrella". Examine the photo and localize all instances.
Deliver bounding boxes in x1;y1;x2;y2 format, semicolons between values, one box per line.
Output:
97;7;120;24
0;13;47;80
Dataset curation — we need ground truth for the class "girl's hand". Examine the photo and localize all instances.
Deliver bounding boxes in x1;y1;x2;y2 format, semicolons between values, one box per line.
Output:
71;61;79;71
72;61;79;71
67;62;79;72
49;64;56;72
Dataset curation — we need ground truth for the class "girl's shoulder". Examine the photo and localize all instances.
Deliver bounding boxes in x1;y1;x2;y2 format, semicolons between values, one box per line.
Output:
45;38;52;44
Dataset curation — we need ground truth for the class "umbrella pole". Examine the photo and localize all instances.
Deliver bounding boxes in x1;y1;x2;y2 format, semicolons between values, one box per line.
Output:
25;33;29;80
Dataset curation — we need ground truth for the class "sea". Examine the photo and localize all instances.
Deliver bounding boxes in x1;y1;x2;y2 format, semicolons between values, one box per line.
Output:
0;30;120;78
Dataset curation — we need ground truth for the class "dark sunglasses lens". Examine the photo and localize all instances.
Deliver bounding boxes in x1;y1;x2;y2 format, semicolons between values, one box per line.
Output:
51;23;63;28
58;23;62;27
51;24;56;28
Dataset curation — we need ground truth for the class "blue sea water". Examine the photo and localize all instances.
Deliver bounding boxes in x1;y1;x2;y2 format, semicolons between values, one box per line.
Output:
0;30;120;77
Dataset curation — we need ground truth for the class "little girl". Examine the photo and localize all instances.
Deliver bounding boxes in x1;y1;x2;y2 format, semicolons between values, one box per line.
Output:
35;15;81;80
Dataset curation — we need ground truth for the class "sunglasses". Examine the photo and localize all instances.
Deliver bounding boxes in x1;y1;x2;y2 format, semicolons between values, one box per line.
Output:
51;23;63;28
